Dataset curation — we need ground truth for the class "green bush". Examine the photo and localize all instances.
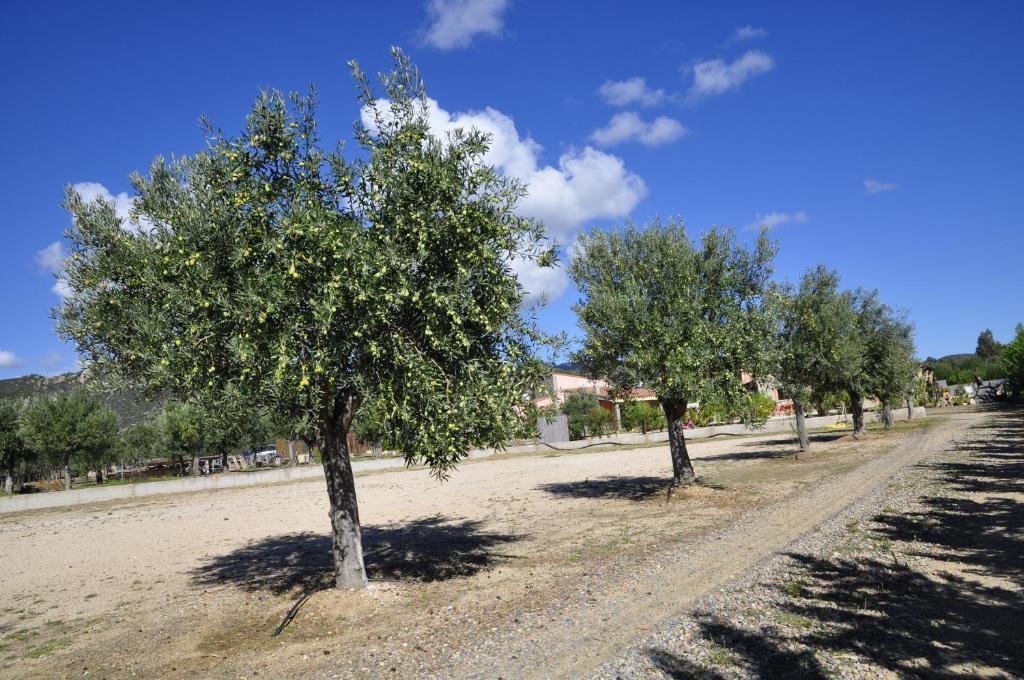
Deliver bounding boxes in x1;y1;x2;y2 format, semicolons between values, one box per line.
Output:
585;406;614;438
621;401;665;433
741;392;775;428
561;392;600;440
1001;324;1024;399
691;397;730;427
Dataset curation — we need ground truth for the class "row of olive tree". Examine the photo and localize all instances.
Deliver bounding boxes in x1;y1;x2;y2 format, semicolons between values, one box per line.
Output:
775;267;918;452
569;223;919;486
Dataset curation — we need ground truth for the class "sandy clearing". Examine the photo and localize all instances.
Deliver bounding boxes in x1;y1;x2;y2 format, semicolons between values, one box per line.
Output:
0;430;793;619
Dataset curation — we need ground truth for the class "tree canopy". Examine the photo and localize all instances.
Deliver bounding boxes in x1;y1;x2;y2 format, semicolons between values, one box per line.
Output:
56;49;552;587
570;219;776;485
976;329;1002;359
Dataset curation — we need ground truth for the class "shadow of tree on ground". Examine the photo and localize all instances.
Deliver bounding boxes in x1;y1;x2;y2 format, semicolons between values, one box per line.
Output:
646;408;1024;678
698;433;845;463
189;515;522;594
536;475;673;501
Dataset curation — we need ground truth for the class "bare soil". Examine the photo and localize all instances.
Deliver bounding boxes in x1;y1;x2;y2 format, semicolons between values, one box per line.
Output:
0;414;986;679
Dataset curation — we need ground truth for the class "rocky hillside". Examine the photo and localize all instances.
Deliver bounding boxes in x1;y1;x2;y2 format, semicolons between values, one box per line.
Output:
0;371;162;425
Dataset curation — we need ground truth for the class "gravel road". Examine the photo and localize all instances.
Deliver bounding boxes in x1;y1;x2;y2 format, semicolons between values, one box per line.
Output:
417;412;989;678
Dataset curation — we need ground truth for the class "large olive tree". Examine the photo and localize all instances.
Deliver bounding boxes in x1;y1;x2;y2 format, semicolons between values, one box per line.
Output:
570;220;776;486
56;50;550;588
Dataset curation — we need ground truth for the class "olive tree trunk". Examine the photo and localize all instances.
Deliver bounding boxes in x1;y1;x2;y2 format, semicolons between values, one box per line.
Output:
849;390;865;436
793;396;810;453
95;469;104;484
63;461;73;491
661;398;696;486
190;455;201;477
881;401;894;430
906;399;914;420
3;474;13;494
287;440;297;467
321;399;368;589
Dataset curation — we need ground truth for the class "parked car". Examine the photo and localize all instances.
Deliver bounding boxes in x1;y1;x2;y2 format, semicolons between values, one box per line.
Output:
251;449;283;467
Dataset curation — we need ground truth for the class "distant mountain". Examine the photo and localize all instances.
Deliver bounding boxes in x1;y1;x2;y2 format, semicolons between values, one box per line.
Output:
0;371;161;425
925;353;976;364
553;361;584;374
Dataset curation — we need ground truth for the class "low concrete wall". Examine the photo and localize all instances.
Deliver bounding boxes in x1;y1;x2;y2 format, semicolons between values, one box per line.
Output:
0;406;926;514
0;465;330;513
473;406;928;455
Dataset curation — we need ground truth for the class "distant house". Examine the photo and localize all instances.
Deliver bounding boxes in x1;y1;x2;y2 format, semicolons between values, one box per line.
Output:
534;369;619;422
534;368;788;425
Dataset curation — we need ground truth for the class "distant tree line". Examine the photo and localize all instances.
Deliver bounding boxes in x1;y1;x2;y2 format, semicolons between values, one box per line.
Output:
923;329;1007;385
0;389;285;494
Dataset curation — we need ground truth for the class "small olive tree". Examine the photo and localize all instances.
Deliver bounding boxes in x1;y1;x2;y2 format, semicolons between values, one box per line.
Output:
114;419;162;470
56;50;550;588
570;220;776;486
19;390;118;490
775;266;851;451
864;306;918;429
820;288;872;436
560;392;600;440
156;401;208;476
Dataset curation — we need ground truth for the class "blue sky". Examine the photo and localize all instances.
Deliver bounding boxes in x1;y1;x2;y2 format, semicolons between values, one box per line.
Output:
1;1;1022;377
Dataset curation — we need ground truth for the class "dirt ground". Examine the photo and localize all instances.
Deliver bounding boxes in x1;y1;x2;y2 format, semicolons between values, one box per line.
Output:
0;413;992;678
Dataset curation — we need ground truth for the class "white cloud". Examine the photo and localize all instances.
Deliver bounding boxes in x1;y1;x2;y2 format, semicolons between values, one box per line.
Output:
596;77;666;107
590;112;687;147
361;98;647;302
733;26;768;41
864;178;900;195
52;278;73;298
511;257;569;305
423;0;509;50
689;50;774;99
35;241;65;274
361;98;646;237
745;210;808;231
71;181;152;233
0;351;22;370
35;241;72;298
